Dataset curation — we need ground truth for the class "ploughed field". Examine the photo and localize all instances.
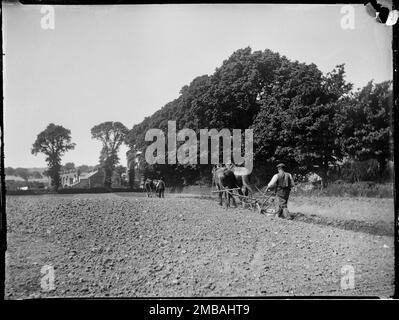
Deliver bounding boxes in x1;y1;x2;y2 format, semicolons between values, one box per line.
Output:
5;193;394;298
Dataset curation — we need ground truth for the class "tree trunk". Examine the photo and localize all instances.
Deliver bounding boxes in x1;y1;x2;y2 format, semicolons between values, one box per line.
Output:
49;162;61;191
377;157;387;182
128;168;135;189
319;164;329;189
104;171;112;188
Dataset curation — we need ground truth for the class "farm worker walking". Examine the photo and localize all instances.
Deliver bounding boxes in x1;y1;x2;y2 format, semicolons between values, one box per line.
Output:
156;177;165;198
266;163;295;219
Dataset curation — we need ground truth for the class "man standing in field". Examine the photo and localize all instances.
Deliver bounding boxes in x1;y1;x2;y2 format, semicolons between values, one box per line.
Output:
156;177;165;198
266;163;295;219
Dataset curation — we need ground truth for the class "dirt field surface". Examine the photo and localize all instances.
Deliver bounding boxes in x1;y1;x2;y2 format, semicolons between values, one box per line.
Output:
289;196;394;236
5;193;395;298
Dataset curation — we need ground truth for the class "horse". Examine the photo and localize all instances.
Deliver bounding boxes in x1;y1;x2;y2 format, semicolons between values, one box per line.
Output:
212;165;254;208
231;166;254;196
144;179;155;197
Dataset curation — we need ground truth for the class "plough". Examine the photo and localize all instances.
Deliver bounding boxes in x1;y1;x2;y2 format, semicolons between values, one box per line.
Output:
212;185;278;215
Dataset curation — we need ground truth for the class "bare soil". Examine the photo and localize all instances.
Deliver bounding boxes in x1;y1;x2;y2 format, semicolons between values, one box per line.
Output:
5;193;395;298
289;196;394;236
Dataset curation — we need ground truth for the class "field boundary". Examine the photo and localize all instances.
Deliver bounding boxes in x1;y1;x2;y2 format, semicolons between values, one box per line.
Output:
6;187;143;196
289;212;393;237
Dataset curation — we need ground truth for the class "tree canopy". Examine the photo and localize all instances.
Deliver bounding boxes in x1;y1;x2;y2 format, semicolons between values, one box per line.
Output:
252;63;353;184
62;162;75;171
91;121;128;188
337;80;393;176
31;123;75;190
124;47;393;186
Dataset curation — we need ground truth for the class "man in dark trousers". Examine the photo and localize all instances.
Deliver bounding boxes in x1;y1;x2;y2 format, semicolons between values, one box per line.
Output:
266;163;295;219
156;177;165;198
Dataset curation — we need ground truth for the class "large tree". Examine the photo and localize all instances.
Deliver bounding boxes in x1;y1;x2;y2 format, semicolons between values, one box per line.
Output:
91;121;128;188
252;63;353;185
337;80;393;177
31;123;76;190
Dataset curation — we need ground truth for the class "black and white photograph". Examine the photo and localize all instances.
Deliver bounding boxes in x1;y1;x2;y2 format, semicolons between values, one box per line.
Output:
1;1;397;301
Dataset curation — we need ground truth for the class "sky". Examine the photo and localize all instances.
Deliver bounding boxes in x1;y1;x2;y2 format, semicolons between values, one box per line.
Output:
3;3;393;168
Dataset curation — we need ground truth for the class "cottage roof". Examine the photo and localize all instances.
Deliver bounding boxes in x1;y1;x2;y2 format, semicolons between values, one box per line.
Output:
79;170;99;179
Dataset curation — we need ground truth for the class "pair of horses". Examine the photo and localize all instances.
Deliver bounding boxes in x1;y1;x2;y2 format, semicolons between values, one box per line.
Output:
212;165;254;207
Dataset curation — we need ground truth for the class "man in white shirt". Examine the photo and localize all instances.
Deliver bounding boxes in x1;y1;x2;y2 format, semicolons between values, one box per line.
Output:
266;163;295;219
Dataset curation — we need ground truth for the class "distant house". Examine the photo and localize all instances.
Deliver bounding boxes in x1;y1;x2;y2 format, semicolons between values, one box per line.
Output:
60;169;79;188
34;167;123;189
29;176;50;184
68;169;105;188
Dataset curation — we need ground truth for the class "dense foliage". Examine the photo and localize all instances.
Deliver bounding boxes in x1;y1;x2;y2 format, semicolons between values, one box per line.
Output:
337;80;393;178
125;47;393;187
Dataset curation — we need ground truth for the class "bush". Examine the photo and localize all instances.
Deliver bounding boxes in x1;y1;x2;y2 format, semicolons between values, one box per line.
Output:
295;181;393;198
328;159;393;183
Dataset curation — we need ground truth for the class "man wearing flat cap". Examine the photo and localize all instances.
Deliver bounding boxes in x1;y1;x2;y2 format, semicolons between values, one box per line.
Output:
266;163;295;219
